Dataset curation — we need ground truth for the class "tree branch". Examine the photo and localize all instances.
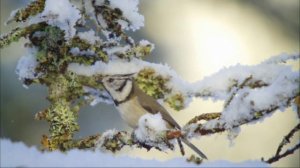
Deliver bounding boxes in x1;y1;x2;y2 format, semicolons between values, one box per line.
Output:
186;113;221;125
262;123;300;164
0;22;47;48
224;75;252;108
275;123;300;156
265;142;300;164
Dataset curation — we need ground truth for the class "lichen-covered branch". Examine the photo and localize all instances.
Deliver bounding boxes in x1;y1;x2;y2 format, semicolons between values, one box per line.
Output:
0;0;299;165
0;22;47;48
186;113;221;125
7;0;46;23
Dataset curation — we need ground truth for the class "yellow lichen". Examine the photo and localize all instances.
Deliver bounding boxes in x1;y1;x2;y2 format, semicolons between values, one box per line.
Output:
165;93;185;111
136;68;170;99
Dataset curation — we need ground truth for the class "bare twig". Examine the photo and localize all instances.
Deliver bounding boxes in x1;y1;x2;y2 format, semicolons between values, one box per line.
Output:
0;22;47;48
265;142;300;164
262;123;300;164
275;123;300;156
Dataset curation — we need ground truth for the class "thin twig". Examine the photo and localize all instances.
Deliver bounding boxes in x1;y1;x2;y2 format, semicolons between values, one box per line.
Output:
81;0;86;16
275;123;300;156
265;142;300;164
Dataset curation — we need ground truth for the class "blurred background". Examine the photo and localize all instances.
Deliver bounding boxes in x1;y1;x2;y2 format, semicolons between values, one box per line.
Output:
1;0;299;167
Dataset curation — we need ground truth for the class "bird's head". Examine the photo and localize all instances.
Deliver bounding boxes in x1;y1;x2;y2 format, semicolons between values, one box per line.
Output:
100;73;135;102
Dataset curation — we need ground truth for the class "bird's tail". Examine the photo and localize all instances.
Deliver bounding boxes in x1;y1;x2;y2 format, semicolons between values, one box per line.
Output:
180;137;208;159
177;138;185;155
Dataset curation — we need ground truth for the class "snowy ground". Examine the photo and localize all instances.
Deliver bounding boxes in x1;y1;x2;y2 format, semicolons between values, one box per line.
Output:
0;139;269;167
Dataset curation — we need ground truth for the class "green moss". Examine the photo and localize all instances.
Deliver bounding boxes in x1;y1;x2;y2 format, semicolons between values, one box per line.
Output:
136;68;185;111
116;45;153;59
165;94;185;111
254;111;263;118
36;50;47;63
96;50;109;62
70;36;91;50
132;44;153;58
40;73;86;150
40;26;65;51
48;100;79;136
136;68;170;99
186;154;203;165
69;37;109;63
101;131;131;152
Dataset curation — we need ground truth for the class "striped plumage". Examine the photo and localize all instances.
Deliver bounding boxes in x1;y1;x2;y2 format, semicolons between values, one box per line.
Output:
101;74;207;159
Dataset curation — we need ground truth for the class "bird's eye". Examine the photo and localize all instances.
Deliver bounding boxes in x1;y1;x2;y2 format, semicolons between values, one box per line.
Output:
108;78;114;83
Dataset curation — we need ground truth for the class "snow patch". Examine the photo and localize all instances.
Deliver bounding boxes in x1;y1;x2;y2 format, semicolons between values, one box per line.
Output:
70;47;95;56
95;0;144;31
77;30;102;44
262;53;300;64
30;0;81;39
0;139;270;167
139;39;155;52
15;47;39;84
135;113;168;141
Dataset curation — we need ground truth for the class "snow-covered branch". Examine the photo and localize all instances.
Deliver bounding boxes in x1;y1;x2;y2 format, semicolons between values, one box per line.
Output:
0;0;299;166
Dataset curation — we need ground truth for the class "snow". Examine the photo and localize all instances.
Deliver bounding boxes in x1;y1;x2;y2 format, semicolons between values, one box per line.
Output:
197;62;299;129
134;113;172;150
94;0;144;31
68;54;299;125
109;0;144;31
96;129;119;151
77;30;102;45
227;127;241;146
139;39;155;51
15;47;39;83
2;1;297;166
30;0;81;39
183;123;201;139
0;139;270;167
70;47;95;56
262;53;300;64
192;64;279;100
104;45;131;56
68;53;299;134
68;58;191;105
96;14;108;29
5;8;19;25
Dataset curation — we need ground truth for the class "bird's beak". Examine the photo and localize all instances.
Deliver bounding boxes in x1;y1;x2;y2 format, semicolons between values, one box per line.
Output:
95;75;106;84
123;72;136;77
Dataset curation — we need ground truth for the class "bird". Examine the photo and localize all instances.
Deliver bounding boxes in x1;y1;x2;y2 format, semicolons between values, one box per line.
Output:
99;73;207;159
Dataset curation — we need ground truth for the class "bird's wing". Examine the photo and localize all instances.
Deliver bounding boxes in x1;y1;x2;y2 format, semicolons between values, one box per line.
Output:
133;82;208;159
133;82;181;129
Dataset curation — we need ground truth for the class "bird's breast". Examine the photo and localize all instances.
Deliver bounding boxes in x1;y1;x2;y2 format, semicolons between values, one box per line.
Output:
116;97;148;128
